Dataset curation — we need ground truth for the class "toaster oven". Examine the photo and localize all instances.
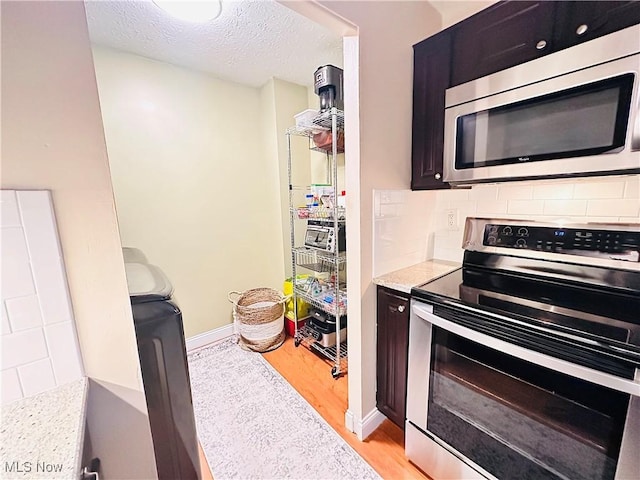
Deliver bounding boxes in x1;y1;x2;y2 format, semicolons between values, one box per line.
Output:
304;220;346;253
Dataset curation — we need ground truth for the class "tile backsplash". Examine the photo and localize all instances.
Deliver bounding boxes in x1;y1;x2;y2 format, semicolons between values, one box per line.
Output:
1;191;83;406
374;175;640;275
373;189;437;277
433;175;640;263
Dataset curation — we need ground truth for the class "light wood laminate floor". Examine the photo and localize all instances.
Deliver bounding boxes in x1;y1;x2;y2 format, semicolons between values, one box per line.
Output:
262;337;429;480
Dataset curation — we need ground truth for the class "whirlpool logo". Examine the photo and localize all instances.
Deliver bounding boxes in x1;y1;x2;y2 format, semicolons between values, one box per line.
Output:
518;156;530;162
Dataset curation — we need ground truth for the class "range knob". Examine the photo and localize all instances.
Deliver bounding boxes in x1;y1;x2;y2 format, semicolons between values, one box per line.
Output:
502;226;513;236
517;227;529;237
516;238;527;248
487;236;497;245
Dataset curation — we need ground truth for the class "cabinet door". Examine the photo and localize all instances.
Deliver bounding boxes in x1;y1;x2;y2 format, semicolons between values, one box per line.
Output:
411;30;451;190
553;1;640;51
376;287;410;429
450;1;557;87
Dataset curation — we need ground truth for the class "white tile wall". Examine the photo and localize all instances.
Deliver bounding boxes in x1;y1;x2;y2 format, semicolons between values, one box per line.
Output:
17;358;56;397
431;175;640;263
624;177;639;198
373;189;437;276
1;369;23;405
1;304;10;336
373;174;640;272
0;191;22;227
573;181;625;199
542;199;587;216
45;321;83;385
1;328;48;369
0;190;84;406
507;199;545;215
1;259;36;300
5;295;43;331
586;198;640;217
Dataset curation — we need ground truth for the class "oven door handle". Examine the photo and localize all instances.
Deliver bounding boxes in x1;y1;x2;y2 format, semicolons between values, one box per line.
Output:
412;303;640;397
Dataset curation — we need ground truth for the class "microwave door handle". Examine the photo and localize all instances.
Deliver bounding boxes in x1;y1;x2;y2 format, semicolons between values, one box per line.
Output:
632;98;640;151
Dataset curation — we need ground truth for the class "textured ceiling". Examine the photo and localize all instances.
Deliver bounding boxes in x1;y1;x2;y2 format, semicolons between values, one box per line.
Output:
84;0;343;88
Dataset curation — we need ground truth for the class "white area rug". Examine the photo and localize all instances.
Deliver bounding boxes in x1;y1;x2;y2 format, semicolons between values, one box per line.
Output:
188;338;381;480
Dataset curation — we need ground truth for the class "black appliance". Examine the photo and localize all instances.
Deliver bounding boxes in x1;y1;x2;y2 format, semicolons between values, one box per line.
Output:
406;218;640;480
314;65;344;111
124;248;200;480
307;307;347;348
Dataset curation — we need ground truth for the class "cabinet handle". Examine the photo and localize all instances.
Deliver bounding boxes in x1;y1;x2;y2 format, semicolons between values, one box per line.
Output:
434;173;442;180
536;40;547;50
397;305;405;313
576;24;588;36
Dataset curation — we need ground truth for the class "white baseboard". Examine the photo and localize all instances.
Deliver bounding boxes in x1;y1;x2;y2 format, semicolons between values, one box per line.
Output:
360;408;386;440
346;407;386;441
344;409;355;433
186;324;234;352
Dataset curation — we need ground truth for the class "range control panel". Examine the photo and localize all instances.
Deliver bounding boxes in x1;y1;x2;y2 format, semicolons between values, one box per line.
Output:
482;224;640;259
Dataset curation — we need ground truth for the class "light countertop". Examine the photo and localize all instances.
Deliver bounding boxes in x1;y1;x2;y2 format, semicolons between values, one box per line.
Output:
0;378;88;479
373;260;461;294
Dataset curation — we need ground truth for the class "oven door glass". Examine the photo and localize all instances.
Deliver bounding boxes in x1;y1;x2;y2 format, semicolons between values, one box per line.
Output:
455;73;634;169
427;326;630;480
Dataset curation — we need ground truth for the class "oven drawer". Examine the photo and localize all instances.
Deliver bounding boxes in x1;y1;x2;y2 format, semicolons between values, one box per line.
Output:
405;421;492;480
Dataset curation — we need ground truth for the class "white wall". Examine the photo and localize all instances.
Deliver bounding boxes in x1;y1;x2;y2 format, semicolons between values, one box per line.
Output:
1;191;84;405
286;0;442;438
430;0;496;28
261;78;314;278
1;2;156;477
91;46;287;337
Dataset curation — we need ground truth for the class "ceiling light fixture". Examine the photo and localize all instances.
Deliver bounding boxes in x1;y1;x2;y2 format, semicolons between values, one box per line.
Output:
152;0;222;23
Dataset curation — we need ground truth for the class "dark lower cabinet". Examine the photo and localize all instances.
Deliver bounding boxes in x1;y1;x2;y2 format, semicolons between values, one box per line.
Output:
376;287;410;429
411;30;451;190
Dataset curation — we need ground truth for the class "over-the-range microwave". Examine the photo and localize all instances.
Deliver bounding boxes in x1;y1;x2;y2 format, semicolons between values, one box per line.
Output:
443;24;640;186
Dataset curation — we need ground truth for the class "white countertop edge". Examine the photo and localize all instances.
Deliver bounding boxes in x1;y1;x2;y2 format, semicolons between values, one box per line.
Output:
373;278;413;294
372;260;461;294
0;377;89;479
73;378;89;474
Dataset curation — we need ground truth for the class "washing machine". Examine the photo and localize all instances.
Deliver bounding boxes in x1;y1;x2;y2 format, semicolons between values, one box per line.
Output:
124;248;200;480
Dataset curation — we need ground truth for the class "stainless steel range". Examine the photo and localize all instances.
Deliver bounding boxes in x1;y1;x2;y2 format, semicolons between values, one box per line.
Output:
407;218;640;480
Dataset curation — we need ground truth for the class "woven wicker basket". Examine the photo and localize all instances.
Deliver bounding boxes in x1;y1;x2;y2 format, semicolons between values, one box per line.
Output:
228;288;289;352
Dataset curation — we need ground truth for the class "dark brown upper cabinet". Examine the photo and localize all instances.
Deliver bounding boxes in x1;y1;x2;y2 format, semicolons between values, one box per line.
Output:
553;1;640;51
376;287;411;429
411;30;452;190
450;1;557;87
